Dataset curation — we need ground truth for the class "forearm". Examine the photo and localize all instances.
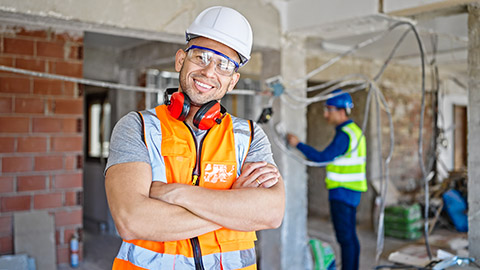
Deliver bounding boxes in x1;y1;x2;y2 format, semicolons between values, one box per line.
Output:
157;179;285;231
106;162;220;242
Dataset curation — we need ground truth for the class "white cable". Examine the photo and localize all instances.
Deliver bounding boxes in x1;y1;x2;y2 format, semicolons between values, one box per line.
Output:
0;65;161;93
0;65;259;97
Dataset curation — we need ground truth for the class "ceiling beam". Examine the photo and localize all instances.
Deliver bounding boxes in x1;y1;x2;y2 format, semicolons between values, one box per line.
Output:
388;0;476;20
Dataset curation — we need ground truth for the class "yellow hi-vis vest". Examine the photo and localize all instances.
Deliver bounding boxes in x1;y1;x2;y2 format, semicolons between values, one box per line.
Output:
112;105;257;270
325;122;367;192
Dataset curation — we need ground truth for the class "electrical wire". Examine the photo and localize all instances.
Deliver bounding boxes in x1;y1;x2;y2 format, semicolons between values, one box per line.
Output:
0;65;161;93
265;17;434;263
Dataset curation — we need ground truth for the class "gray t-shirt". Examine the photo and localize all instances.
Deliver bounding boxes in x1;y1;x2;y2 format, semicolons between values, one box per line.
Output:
105;111;276;174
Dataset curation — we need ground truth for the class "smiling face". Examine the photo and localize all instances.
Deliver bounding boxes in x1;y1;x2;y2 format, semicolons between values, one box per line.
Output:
175;37;241;106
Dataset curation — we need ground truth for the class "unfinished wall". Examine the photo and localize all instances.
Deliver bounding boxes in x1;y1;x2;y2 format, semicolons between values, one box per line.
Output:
305;52;435;225
0;25;84;266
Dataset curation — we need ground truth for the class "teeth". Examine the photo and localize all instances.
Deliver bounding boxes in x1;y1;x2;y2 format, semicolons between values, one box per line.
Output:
195;80;212;89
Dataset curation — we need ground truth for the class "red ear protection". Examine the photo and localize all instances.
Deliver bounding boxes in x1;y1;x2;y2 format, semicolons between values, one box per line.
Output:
193;101;223;130
166;91;224;130
167;92;191;121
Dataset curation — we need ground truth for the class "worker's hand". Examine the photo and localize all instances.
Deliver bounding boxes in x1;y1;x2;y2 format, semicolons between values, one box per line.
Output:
232;161;280;189
286;133;300;147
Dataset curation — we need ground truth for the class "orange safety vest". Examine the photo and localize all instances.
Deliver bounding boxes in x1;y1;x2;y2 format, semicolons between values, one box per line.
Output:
112;105;257;270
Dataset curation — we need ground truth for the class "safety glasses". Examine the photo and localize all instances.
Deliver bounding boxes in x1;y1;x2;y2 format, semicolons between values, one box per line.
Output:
323;106;340;113
185;45;239;76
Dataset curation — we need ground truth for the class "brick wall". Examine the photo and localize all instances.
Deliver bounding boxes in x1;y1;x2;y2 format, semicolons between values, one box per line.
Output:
380;87;435;193
0;26;84;266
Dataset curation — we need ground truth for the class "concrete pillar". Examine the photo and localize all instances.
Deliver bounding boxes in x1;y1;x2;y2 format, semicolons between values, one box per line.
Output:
259;33;311;270
468;2;480;260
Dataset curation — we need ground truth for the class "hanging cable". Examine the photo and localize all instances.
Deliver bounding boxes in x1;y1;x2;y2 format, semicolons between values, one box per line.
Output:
0;65;161;93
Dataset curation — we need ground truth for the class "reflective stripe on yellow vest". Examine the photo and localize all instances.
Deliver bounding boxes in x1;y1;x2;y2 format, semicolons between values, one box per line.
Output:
325;122;367;192
112;105;257;270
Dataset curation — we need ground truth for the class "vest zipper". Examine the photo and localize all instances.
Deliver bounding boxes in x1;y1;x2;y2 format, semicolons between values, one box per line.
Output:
185;123;209;270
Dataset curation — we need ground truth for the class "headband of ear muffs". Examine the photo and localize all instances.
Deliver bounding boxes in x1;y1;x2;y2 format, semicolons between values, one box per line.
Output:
165;90;225;130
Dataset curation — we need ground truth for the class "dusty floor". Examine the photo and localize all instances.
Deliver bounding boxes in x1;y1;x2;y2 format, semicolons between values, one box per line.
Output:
57;216;469;270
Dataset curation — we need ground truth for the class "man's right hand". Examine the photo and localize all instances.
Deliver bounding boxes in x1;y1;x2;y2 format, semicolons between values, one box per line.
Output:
286;133;300;147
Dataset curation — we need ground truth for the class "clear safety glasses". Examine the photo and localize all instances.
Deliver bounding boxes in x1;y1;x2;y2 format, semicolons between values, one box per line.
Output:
185;45;239;76
324;106;340;113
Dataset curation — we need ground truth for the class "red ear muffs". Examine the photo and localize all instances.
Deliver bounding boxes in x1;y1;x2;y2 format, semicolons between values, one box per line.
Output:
167;92;190;121
166;91;223;130
193;100;222;130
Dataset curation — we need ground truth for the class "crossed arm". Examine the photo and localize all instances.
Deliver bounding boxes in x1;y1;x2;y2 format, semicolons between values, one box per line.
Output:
105;161;285;242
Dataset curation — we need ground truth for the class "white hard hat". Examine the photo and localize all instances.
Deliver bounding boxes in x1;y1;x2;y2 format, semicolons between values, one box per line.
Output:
186;6;253;66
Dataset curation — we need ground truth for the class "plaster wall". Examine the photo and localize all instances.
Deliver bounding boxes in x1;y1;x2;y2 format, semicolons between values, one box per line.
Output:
304;52;440;224
0;0;281;51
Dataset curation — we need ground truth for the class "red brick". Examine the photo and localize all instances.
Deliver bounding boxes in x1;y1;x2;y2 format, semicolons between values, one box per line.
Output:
0;117;30;133
55;33;83;43
32;117;61;133
1;195;31;212
2;156;33;173
0;97;13;113
37;41;65;59
52;61;82;78
34;192;62;209
65;155;77;170
14;28;49;39
54;208;82;227
0;56;14;67
54;173;82;189
63;118;80;133
52;136;83;152
34;155;63;171
33;78;63;95
69;45;83;60
63;228;78;245
15;97;45;114
0;216;12;235
17;136;47;152
15;58;46;72
63;82;76;96
3;38;34;56
0;235;13;254
0;176;14;193
17;175;47;191
0;76;31;94
53;99;83;115
56;245;69;264
65;191;78;206
0;137;15;153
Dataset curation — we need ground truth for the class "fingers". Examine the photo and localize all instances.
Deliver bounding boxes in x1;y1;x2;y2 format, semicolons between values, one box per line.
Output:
253;166;280;188
233;162;280;189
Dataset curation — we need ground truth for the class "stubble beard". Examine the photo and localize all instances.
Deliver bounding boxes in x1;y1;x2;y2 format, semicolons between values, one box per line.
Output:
179;67;225;106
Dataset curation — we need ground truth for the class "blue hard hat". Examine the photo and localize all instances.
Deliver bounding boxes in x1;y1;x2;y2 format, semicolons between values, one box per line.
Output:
326;89;353;109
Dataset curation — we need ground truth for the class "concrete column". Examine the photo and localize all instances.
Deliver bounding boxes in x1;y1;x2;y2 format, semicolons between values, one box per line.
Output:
259;33;311;270
468;2;480;260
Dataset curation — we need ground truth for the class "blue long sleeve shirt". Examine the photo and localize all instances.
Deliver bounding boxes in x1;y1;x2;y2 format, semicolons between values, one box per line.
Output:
296;119;361;207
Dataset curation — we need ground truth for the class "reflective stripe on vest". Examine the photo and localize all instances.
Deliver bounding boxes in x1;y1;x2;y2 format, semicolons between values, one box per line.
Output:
113;105;257;269
115;241;256;270
325;122;367;192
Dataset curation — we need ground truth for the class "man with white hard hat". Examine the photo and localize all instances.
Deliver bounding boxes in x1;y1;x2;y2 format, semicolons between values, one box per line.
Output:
105;6;285;270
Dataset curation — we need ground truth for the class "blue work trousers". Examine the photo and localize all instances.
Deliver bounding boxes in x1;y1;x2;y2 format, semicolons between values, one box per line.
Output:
329;200;360;270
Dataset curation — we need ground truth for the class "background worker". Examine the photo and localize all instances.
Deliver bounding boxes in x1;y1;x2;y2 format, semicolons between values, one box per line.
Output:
286;89;366;270
105;6;285;270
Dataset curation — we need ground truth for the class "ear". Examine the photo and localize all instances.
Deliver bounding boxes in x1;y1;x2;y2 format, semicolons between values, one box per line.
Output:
175;49;186;72
226;72;241;92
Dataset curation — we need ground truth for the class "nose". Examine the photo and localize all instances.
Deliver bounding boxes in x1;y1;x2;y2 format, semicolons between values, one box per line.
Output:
201;60;217;77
